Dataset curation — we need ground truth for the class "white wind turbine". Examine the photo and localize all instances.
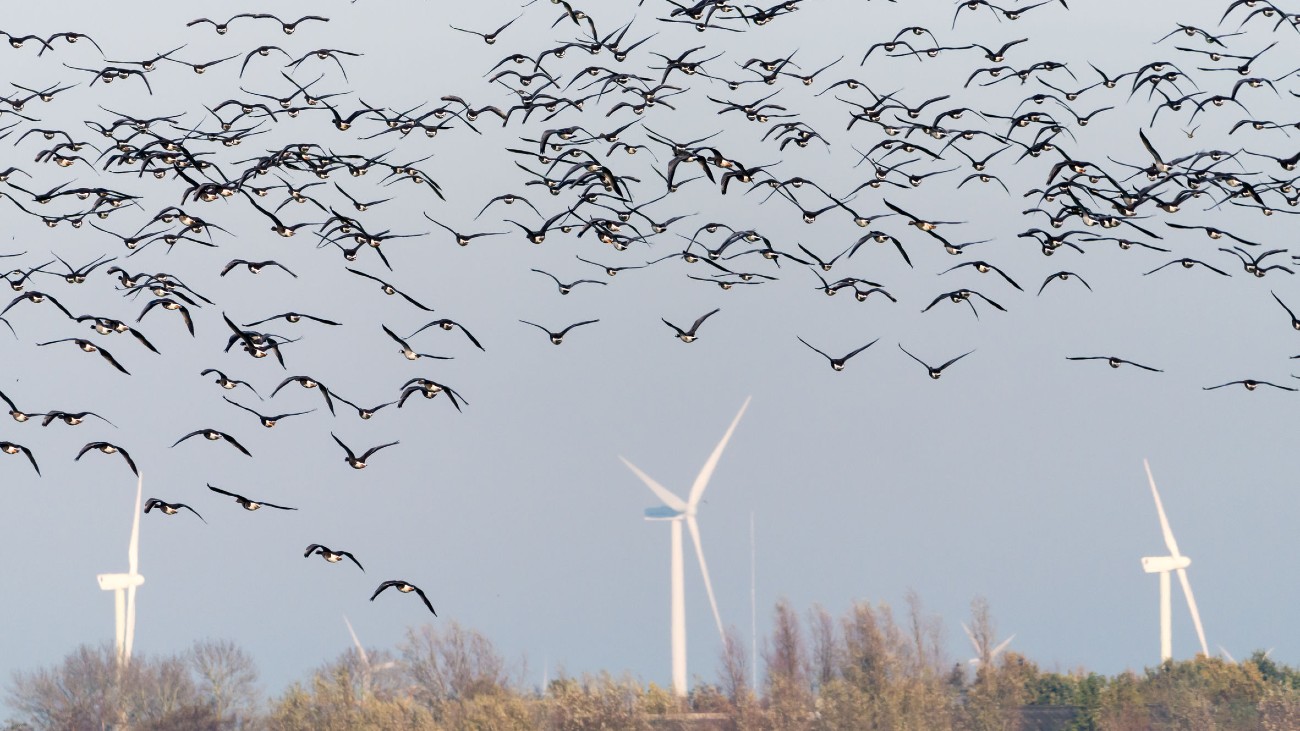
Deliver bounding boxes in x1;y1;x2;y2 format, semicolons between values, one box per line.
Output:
961;622;1015;668
621;396;750;698
96;471;145;666
344;615;396;698
1140;459;1208;662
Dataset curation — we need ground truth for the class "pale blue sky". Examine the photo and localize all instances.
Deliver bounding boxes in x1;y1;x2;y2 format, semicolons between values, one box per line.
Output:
0;0;1295;707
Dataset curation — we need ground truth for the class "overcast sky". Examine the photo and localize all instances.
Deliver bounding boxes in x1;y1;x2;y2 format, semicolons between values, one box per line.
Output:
1;0;1296;707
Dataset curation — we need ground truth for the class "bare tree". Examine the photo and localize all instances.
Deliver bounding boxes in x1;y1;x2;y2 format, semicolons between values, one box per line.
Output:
189;639;260;727
400;620;510;718
968;595;996;668
717;625;751;703
763;597;811;730
807;603;837;689
906;589;946;674
763;598;808;689
7;644;122;730
7;643;221;730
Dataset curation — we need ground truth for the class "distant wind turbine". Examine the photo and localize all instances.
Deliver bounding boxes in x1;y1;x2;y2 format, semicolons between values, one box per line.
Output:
1140;459;1209;662
96;471;145;666
961;621;1015;668
344;614;395;698
620;396;750;697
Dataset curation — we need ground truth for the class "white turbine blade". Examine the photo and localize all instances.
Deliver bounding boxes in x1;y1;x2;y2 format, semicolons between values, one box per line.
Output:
960;621;981;656
687;515;725;642
990;634;1015;659
113;588;126;663
128;471;143;574
620;456;687;512
1175;567;1209;657
124;585;137;662
687;397;751;508
344;614;371;670
1143;459;1181;558
1219;646;1236;664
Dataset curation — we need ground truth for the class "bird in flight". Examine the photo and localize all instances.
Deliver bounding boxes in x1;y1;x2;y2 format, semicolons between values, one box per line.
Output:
207;483;297;511
899;344;975;379
76;441;138;476
305;544;364;570
332;433;399;469
797;336;879;371
0;441;40;474
663;308;720;343
371;579;437;615
1066;356;1162;372
144;498;206;523
171;428;253;457
519;319;600;345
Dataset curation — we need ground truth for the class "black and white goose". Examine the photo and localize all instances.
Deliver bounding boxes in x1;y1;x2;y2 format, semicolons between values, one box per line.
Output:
76;441;138;476
331;433;399;469
305;544;364;570
171;428;253;456
201;369;262;398
370;580;437;615
222;396;312;428
797;336;880;371
208;483;297;511
382;325;453;361
144;498;206;522
0;441;40;474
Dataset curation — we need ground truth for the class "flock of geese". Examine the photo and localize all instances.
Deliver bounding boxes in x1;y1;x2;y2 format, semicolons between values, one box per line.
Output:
2;0;1300;626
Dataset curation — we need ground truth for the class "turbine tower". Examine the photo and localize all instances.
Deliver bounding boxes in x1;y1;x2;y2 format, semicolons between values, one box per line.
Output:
97;471;145;667
621;396;750;697
1140;459;1208;663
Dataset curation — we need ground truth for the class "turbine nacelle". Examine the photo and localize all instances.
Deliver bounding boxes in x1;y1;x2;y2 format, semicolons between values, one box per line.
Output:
1141;555;1191;573
97;573;145;590
622;396;751;697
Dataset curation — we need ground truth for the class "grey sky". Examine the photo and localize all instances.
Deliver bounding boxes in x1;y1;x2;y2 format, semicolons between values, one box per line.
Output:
1;0;1296;707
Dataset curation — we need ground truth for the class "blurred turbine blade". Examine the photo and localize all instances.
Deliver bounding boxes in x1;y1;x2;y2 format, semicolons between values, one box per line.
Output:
129;471;142;573
621;456;687;512
687;515;724;642
1143;459;1181;558
687;396;751;508
1176;567;1209;657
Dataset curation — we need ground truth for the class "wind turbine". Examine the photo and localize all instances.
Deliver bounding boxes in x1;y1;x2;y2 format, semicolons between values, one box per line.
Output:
344;614;396;699
620;396;750;698
1140;459;1208;662
961;622;1015;668
96;471;145;667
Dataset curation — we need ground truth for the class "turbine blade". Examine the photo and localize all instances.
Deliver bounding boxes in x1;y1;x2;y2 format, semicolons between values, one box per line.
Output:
687;396;751;508
128;471;143;574
687;516;725;643
620;456;687;512
124;585;137;663
991;634;1015;659
960;621;981;656
344;614;371;670
1143;459;1181;557
1176;567;1209;657
114;588;125;664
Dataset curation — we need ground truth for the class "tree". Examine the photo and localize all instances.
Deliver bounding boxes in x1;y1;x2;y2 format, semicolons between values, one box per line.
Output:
400;620;510;715
718;625;753;705
807;604;837;690
189;639;260;728
7;643;222;731
763;597;811;731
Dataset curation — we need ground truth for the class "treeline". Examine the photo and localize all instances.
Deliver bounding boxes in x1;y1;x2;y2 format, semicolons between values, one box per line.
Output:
6;597;1300;730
